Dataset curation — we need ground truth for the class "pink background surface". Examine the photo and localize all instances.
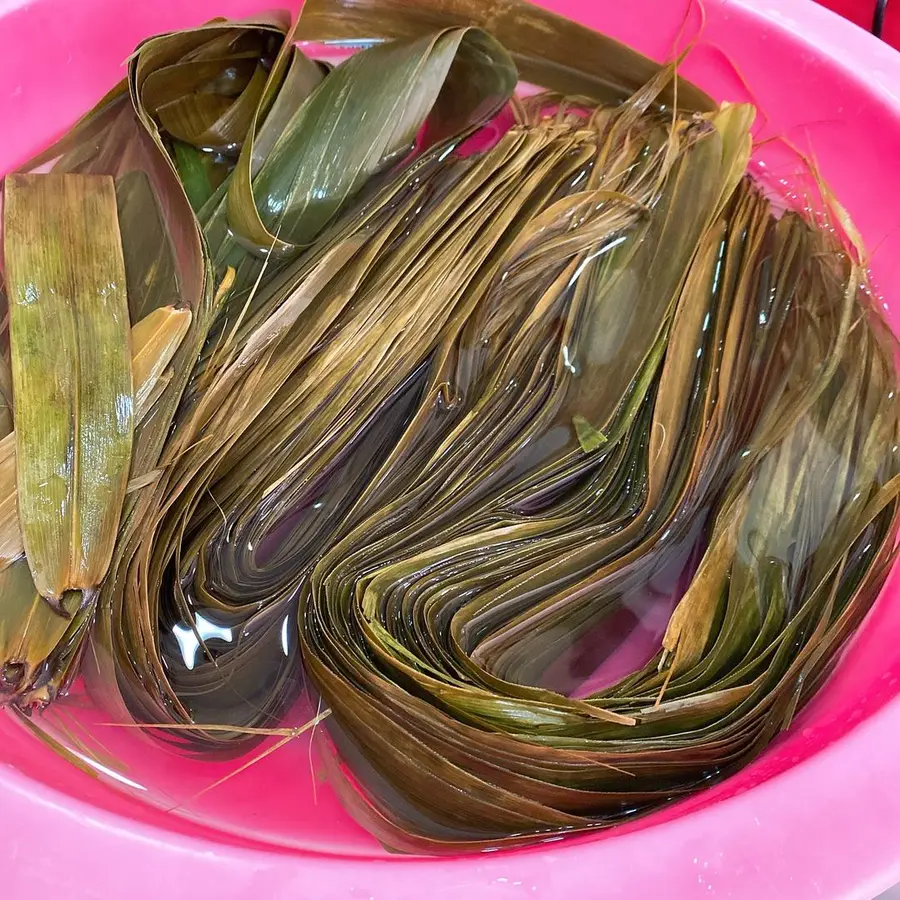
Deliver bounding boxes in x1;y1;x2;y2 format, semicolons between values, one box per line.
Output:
2;0;900;896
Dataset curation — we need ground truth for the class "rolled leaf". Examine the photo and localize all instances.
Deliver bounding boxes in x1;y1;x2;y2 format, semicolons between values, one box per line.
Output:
130;14;325;193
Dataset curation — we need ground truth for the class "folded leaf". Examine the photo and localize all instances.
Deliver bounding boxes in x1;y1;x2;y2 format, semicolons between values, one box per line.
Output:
226;25;517;255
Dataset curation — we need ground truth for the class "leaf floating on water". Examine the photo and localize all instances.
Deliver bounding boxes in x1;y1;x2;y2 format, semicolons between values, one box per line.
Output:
3;174;134;604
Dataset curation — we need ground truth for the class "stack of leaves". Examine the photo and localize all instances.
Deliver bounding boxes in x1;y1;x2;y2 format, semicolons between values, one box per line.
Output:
301;177;900;851
0;0;897;854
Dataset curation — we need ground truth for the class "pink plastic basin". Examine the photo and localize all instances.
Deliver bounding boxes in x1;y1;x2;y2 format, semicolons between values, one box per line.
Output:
3;0;900;896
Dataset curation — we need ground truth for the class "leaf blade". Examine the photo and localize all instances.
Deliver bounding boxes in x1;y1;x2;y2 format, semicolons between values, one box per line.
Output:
4;174;134;600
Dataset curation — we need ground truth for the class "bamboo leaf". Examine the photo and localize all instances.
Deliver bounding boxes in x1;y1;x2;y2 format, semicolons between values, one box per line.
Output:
0;305;192;571
4;174;134;603
573;414;607;452
226;26;517;254
0;559;81;698
131;306;192;419
2;10;896;858
115;171;181;320
296;0;715;112
170;141;215;213
0;435;18;567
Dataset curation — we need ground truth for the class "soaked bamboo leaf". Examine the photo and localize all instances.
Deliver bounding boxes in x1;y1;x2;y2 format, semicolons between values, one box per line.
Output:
573;415;607;452
0;434;19;568
115;170;180;320
131;14;303;162
4;174;133;603
0;285;12;439
3;23;215;712
226;24;517;255
0;559;80;699
293;173;900;851
131;306;193;419
0;305;192;575
171;141;214;212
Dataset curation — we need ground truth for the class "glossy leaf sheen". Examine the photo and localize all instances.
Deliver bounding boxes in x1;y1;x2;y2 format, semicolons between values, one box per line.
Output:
4;174;134;603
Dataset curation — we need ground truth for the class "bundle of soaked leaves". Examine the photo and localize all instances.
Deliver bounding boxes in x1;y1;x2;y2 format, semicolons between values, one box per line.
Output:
0;0;897;854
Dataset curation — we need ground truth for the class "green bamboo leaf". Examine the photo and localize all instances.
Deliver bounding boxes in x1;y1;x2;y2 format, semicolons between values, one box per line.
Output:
115;170;181;320
170;141;215;213
5;26;216;714
4;174;134;603
226;26;517;254
130;15;299;158
0;305;192;579
573;414;607;452
3;10;896;859
20;82;213;479
296;0;715;112
0;435;18;567
130;306;193;419
128;15;326;318
0;305;191;711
